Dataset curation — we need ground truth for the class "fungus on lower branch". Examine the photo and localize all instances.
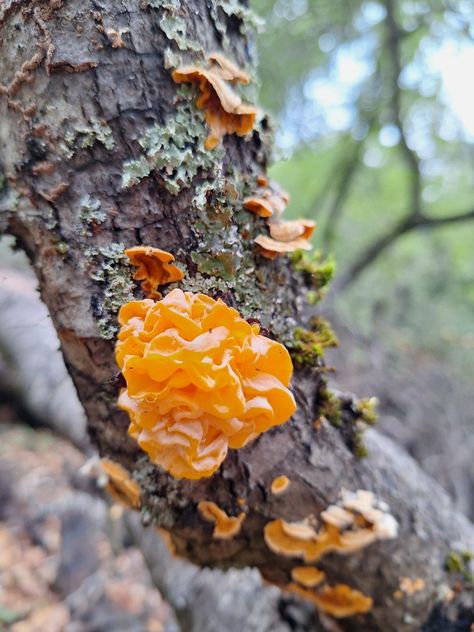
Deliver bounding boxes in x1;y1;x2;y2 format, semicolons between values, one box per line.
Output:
125;246;183;300
197;501;246;539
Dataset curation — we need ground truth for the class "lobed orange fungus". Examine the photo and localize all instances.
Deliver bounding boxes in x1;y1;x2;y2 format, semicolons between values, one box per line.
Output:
264;490;397;562
255;234;313;260
115;289;296;479
268;219;316;243
100;458;141;509
172;54;256;150
271;475;290;495
197;500;245;539
291;566;326;588
125;246;184;300
287;583;373;618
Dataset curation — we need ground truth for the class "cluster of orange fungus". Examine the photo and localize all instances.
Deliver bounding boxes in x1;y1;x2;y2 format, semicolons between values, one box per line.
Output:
271;475;290;495
264;490;397;563
244;176;317;259
100;459;141;509
172;54;256;150
197;501;245;539
115;288;296;479
287;583;373;618
125;246;183;300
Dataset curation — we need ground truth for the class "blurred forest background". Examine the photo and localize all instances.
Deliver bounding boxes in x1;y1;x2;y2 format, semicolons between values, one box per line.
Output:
252;0;474;519
0;1;473;630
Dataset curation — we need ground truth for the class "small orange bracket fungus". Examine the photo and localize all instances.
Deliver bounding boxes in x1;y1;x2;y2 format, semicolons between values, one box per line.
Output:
197;500;246;539
268;219;316;243
100;458;141;510
287;582;373;618
243;181;289;219
271;475;290;495
115;289;296;479
291;566;326;588
172;53;256;149
264;489;398;562
255;234;313;259
125;246;183;300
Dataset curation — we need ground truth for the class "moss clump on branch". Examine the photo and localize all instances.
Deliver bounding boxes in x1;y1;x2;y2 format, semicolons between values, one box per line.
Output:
288;319;338;369
291;250;335;304
445;550;474;584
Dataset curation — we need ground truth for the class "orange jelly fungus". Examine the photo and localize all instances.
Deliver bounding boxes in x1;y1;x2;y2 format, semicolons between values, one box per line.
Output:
271;475;290;495
172;55;256;150
291;566;326;588
100;458;141;509
268;219;316;243
125;246;184;300
115;289;296;479
287;583;373;618
197;500;245;539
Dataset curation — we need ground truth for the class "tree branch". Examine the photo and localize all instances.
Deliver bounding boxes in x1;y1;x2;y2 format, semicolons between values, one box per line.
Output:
332;207;474;292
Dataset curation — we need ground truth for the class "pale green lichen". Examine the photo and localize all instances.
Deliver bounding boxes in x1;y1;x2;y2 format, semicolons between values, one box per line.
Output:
80;194;106;226
86;243;134;339
122;88;223;193
60;119;115;158
163;47;182;70
145;0;202;52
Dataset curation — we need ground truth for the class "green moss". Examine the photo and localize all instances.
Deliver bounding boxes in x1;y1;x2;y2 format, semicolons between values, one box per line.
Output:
445;550;473;584
318;387;342;427
355;397;378;426
122;88;223;194
86;243;134;339
288;318;338;369
291;250;335;303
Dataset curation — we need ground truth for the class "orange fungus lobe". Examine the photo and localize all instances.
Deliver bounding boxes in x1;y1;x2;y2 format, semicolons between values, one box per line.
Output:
115;289;296;479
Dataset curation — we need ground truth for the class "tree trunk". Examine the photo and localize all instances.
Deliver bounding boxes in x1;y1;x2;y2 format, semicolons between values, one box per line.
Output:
1;2;472;630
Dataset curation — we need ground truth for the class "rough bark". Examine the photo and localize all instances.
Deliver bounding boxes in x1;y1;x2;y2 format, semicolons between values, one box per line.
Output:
1;2;473;631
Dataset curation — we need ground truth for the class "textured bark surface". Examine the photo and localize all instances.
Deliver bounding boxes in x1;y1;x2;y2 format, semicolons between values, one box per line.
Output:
1;2;473;631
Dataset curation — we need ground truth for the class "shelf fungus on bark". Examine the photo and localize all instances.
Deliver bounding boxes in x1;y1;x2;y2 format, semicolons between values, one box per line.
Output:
255;234;313;259
125;246;184;300
264;489;398;617
197;500;246;539
291;566;326;588
287;582;373;618
271;475;290;495
264;489;398;562
100;458;141;510
172;54;256;150
115;289;296;479
243;180;289;219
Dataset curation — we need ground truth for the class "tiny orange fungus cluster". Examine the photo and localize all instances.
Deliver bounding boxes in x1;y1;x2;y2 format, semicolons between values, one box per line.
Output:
197;500;246;539
116;288;296;479
264;489;398;618
270;475;290;495
100;458;141;509
172;53;256;150
244;177;316;259
125;246;183;300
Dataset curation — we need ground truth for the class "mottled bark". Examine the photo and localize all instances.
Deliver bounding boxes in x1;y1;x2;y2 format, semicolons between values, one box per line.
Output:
1;2;473;631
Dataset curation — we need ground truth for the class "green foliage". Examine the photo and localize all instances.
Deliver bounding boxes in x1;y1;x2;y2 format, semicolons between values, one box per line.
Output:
445;550;473;584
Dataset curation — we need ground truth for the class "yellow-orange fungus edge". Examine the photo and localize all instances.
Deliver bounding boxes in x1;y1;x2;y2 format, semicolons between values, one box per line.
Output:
197;500;245;539
291;566;326;588
271;475;290;495
100;458;141;509
115;289;296;479
287;583;373;618
125;246;183;300
172;59;256;150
